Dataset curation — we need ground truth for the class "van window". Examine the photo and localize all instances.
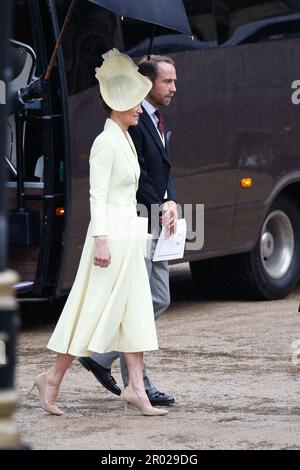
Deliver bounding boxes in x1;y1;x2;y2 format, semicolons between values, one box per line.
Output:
223;0;300;44
55;0;119;95
184;0;218;42
12;0;34;48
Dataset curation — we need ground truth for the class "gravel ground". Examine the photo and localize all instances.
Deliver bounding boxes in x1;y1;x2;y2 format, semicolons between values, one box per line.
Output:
13;264;300;450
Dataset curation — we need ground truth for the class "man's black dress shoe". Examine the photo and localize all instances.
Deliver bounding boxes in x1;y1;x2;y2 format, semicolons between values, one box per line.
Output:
78;357;121;396
146;388;175;406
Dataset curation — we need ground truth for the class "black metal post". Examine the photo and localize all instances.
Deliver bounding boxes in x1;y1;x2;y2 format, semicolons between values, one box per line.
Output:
0;2;10;269
0;0;24;450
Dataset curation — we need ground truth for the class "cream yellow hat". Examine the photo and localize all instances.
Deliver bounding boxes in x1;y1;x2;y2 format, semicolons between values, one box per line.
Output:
95;49;152;112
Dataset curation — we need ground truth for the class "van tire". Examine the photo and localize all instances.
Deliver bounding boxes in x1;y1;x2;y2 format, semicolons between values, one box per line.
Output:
190;195;300;300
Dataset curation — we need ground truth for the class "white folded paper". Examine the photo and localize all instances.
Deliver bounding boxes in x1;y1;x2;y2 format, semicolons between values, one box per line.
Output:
152;218;186;262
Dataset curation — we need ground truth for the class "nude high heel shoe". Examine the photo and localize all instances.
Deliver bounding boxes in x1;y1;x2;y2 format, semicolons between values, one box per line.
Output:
28;372;64;416
122;387;168;416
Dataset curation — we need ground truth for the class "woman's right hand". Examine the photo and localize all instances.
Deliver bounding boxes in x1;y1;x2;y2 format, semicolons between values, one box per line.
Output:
94;236;111;268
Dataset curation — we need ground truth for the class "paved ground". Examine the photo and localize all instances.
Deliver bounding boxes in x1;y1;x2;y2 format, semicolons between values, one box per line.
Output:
14;264;300;450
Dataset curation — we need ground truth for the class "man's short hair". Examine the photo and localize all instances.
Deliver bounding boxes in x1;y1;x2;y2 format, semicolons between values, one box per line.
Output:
138;55;175;83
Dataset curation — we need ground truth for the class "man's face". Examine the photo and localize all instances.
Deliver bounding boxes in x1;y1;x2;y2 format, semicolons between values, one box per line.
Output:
148;62;177;107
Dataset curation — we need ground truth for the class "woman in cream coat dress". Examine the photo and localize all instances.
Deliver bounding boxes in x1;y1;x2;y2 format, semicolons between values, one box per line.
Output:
29;50;167;417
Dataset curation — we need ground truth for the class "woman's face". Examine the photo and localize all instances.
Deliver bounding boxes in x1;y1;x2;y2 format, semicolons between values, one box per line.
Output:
118;104;143;127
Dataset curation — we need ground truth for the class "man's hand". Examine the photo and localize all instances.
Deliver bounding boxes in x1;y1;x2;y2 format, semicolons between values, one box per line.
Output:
94;236;111;268
19;76;49;103
160;200;178;238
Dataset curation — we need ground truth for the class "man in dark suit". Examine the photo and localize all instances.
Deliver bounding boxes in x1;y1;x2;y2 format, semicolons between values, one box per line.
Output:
79;56;178;406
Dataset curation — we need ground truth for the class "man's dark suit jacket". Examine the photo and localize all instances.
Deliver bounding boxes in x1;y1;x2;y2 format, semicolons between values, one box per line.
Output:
128;106;177;218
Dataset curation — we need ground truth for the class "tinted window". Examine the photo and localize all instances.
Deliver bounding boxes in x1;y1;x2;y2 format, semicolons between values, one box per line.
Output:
12;0;34;47
222;0;300;44
234;16;300;44
184;0;217;42
55;0;120;95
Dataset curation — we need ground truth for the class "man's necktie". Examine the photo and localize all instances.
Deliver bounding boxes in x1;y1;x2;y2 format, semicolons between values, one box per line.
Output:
155;109;165;138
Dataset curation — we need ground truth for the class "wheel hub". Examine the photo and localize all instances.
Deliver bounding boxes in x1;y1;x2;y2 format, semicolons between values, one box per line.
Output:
260;210;294;280
261;231;275;259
